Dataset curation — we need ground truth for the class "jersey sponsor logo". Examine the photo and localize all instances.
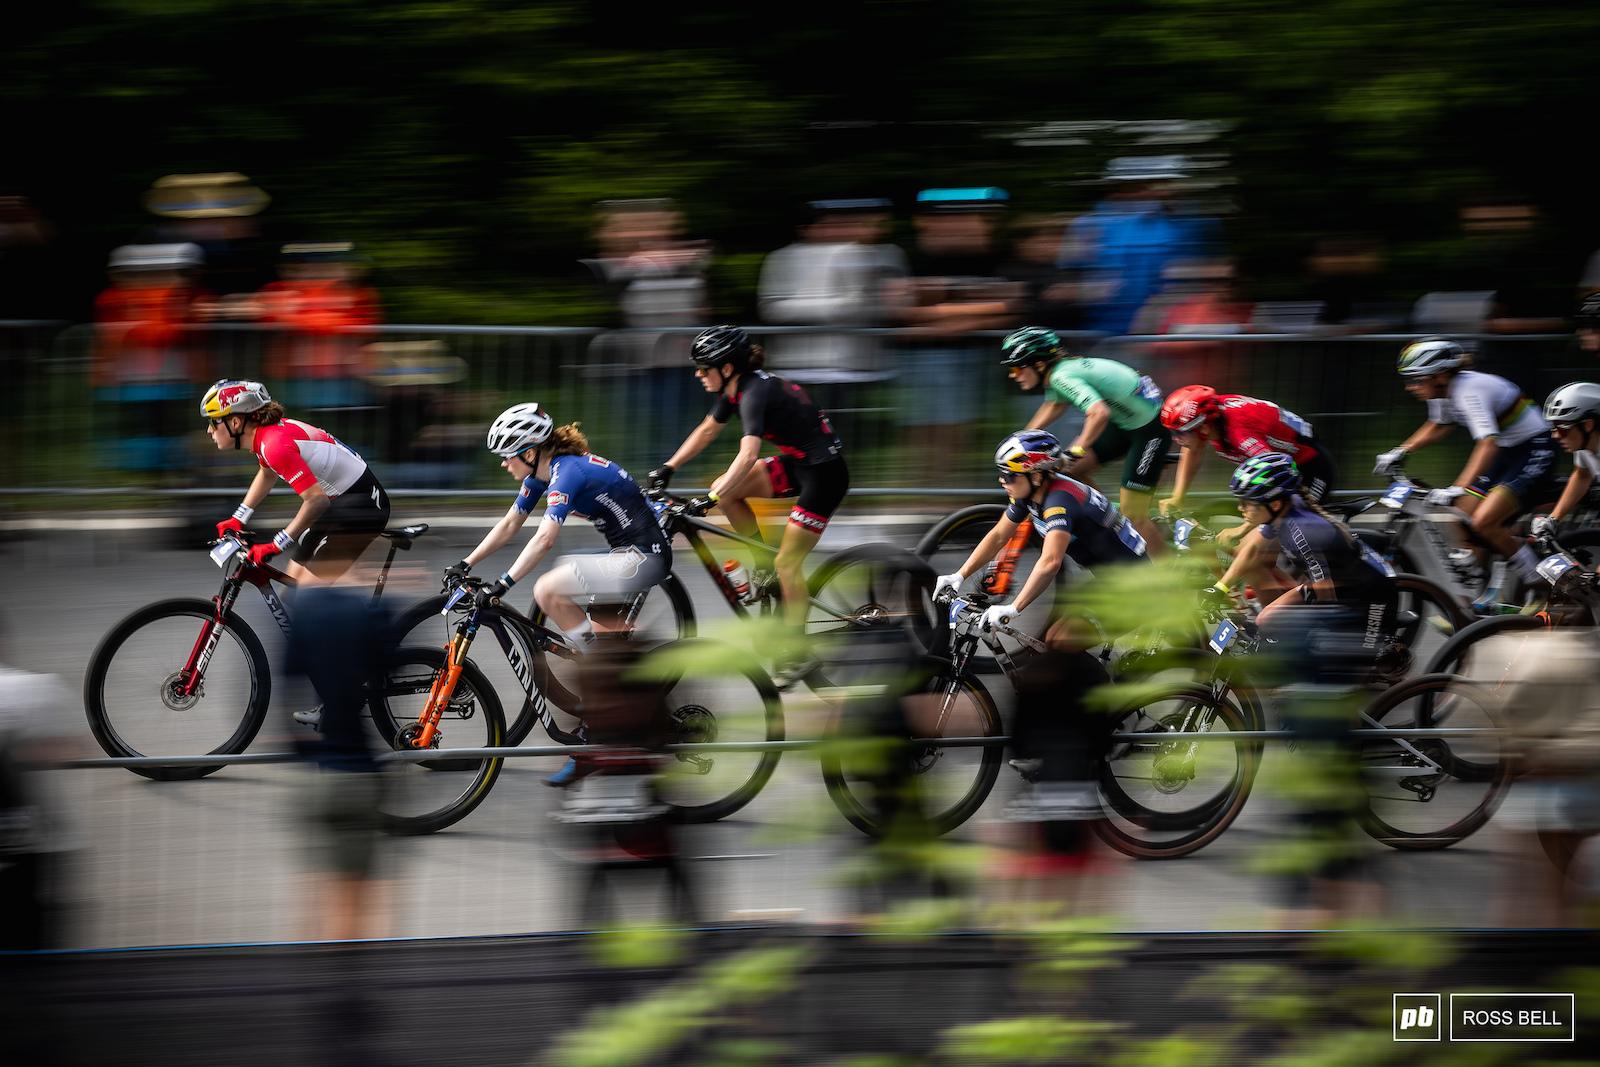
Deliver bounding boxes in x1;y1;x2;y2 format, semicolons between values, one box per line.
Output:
586;455;610;467
286;470;308;486
788;506;829;532
546;490;569;507
1043;506;1067;518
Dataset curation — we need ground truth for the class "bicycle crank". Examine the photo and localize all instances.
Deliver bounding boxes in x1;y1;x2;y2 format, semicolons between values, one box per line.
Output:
671;704;716;775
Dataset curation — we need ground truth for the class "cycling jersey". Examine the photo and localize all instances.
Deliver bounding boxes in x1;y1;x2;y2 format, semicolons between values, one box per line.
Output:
1207;395;1320;465
1045;357;1162;431
1259;497;1396;603
1004;475;1148;567
253;418;368;497
516;453;670;558
1425;370;1549;447
1576;449;1600;476
709;370;844;464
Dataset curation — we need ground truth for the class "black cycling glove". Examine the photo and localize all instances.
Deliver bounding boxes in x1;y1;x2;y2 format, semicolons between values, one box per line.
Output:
443;559;472;589
646;464;675;492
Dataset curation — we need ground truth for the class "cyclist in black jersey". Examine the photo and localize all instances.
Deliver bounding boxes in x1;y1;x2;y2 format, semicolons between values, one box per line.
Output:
648;325;850;683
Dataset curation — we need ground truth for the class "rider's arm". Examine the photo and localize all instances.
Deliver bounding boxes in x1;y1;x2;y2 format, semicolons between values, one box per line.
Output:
664;414;724;471
1161;440;1204;513
1452;434;1500;491
1065;400;1111;452
1550;463;1595;522
464;502;532;569
1399;420;1453;453
955;510;1022;579
1026;400;1072;432
711;435;763;498
503;516;562;583
239;465;277;512
1011;529;1070;613
283;484;331;543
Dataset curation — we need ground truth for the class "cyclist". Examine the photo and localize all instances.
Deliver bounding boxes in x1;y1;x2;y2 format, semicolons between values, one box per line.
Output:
934;429;1148;821
1530;382;1600;541
999;326;1171;552
1159;384;1336;591
1373;338;1556;585
204;378;390;583
443;403;672;655
648;325;848;686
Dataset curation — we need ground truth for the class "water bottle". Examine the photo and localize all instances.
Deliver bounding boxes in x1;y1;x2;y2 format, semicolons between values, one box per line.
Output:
723;559;752;602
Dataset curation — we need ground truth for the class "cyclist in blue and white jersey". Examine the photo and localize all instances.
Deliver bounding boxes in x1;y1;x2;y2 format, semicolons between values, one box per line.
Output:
1374;338;1557;584
443;403;671;654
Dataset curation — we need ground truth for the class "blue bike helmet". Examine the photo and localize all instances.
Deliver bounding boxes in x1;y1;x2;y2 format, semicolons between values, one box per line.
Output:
1228;453;1301;502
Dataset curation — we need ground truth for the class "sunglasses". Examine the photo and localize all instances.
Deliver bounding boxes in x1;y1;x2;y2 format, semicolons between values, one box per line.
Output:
997;470;1026;482
1551;422;1577;434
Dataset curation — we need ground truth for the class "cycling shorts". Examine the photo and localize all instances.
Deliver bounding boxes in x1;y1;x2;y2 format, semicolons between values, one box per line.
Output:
293;467;391;564
1086;416;1172;492
760;455;850;534
541;545;671;602
1467;432;1559;507
1295;441;1337;504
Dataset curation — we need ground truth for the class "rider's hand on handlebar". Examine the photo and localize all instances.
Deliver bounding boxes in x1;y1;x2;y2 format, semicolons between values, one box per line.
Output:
1158;497;1183;518
1530;515;1559;541
646;464;675;492
476;576;512;608
685;494;719;517
1373;447;1408;478
216;517;245;539
1425;486;1466;507
981;603;1015;631
442;558;472;591
246;541;283;566
934;571;964;601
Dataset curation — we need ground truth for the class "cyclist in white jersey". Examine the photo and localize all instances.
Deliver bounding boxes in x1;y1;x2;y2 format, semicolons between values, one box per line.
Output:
1530;382;1600;541
1374;339;1556;583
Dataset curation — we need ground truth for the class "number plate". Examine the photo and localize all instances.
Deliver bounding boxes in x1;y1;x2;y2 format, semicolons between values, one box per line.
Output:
1174;518;1197;550
1208;619;1240;654
209;540;241;567
1380;483;1414;509
1536;553;1579;583
442;586;469;615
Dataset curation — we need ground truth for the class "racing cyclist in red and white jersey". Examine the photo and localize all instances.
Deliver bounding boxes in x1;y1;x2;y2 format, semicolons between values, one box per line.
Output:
202;378;391;582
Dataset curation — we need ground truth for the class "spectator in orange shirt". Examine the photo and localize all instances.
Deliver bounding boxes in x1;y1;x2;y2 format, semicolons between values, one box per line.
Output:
254;242;381;409
93;243;212;470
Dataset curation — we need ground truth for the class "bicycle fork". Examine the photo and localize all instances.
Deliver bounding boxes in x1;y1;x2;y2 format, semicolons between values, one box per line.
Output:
176;584;245;699
411;626;476;749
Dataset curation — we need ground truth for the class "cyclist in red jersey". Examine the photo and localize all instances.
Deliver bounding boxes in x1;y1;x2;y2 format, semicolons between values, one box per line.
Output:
201;378;391;582
1159;384;1339;594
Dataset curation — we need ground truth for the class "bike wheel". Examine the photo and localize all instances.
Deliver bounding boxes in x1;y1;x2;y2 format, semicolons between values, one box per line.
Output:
1359;673;1512;849
84;598;271;781
822;664;1004;838
1389;573;1474;679
1417;612;1544;779
1094;681;1261;859
806;543;939;688
641;639;785;823
914;503;1042;673
367;646;506;835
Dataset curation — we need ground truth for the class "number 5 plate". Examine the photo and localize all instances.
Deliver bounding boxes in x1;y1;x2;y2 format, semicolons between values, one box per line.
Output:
1209;619;1240;654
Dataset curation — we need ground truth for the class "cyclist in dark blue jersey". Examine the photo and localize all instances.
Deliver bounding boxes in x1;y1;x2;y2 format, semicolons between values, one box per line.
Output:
443;403;670;655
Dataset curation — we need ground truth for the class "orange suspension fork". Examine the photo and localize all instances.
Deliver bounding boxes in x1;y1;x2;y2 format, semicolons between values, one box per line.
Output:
982;521;1034;598
413;632;469;748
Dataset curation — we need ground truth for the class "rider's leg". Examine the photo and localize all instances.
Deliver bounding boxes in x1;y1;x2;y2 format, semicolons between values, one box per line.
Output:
533;568;587;632
775;522;824;630
1119;486;1165;557
716;461;780;549
1119;419;1171;557
1469;485;1544;580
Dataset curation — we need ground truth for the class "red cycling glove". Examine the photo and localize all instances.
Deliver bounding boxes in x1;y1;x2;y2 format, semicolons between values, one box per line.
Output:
216;517;245;538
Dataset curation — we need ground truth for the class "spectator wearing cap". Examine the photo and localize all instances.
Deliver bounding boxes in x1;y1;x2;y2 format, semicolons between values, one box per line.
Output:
1056;156;1218;336
758;198;908;446
143;172;272;298
92;243;213;470
894;187;1024;484
252;242;382;410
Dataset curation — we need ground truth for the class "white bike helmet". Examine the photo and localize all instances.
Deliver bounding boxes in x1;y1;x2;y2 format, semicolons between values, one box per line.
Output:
487;402;554;458
1543;381;1600;427
1396;337;1466;378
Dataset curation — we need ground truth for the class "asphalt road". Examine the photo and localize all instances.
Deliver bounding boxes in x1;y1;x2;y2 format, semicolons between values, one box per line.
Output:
2;510;1567;949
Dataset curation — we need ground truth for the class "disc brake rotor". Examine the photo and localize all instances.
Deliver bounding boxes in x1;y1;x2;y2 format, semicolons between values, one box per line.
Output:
160;672;202;711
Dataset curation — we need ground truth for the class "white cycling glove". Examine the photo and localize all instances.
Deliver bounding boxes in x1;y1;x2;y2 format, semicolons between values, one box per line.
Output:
1373;447;1408;477
982;603;1015;631
1529;515;1559;539
934;571;964;598
1426;486;1466;506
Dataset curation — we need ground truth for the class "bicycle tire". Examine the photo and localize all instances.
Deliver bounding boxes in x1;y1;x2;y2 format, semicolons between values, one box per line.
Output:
1094;681;1261;859
914;503;1035;673
83;598;271;781
821;662;1004;838
1390;572;1474;677
1358;673;1512;850
367;646;505;835
806;543;940;689
643;638;784;824
1417;612;1544;780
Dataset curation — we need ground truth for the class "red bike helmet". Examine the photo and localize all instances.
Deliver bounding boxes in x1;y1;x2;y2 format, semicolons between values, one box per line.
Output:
1160;384;1218;433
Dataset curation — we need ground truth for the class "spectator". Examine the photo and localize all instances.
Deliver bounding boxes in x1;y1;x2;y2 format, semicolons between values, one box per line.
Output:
759;197;907;445
1130;258;1253;391
92;243;212;471
1056;156;1217;336
252;242;382;410
581;199;710;470
142;172;272;298
895;187;1023;484
1304;236;1395;329
998;213;1080;331
1436;196;1568;335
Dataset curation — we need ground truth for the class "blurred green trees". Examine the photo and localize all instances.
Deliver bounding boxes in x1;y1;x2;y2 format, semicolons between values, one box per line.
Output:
3;0;1596;321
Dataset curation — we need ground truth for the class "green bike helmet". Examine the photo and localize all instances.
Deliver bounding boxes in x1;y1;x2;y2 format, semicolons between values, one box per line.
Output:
1000;326;1065;367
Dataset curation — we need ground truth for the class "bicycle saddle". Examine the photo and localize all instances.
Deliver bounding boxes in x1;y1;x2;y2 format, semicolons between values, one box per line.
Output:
382;523;430;549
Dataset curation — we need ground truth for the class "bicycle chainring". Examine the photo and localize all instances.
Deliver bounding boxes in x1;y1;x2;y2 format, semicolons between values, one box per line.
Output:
160;672;202;711
671;704;716;775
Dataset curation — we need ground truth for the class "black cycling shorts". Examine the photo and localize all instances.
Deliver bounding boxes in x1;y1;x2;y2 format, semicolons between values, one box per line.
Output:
760;455;850;534
1296;440;1338;505
1087;416;1172;493
293;467;391;563
1468;432;1559;508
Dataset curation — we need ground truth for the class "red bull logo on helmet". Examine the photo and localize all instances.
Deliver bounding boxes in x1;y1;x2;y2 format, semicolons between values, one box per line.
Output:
215;383;250;410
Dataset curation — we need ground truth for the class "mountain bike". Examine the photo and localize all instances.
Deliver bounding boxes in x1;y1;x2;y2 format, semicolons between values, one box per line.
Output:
84;523;433;782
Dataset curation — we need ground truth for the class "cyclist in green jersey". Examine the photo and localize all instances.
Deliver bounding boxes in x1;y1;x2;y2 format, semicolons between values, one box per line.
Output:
1000;326;1171;552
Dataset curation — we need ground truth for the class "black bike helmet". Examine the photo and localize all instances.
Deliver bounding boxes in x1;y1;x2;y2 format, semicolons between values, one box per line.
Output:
691;325;752;373
1576;292;1600;328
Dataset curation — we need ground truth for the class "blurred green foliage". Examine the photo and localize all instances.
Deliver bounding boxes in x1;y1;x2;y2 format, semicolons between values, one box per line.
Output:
4;1;1597;321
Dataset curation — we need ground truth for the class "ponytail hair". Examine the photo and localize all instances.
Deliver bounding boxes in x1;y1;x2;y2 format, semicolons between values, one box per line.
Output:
547;422;589;457
745;343;766;372
251;402;286;426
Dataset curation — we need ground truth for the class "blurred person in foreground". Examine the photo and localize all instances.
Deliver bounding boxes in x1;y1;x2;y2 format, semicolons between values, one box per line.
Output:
1226;454;1395;922
442;403;674;788
999;326;1170;552
935;430;1148;830
758;197;907;445
1055;156;1218;336
894;187;1023;485
93;242;213;472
